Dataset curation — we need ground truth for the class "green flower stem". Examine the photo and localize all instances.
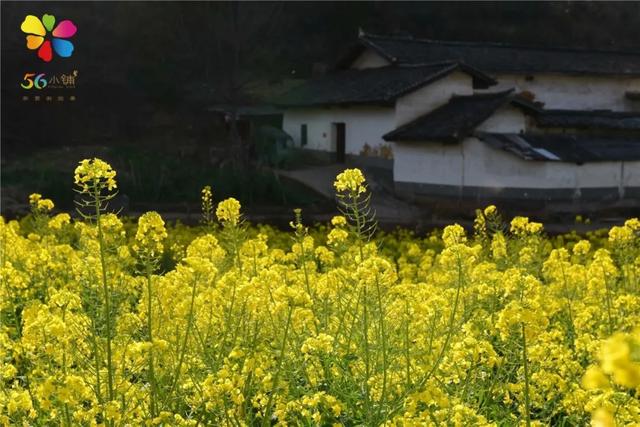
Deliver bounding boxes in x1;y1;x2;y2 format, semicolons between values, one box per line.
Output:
374;274;388;423
390;251;464;417
362;284;372;422
62;308;72;427
404;300;411;390
95;189;115;406
166;273;199;411
262;305;293;427
601;264;615;334
146;268;158;418
522;323;532;427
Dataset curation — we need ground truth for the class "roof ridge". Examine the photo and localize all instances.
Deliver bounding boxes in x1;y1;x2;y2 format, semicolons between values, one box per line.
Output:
395;61;458;68
360;31;640;56
274;60;492;107
540;109;640;117
333;61;457;74
384;63;459;101
450;88;515;99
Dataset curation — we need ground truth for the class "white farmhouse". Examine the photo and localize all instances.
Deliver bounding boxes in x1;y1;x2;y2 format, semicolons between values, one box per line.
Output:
277;32;640;212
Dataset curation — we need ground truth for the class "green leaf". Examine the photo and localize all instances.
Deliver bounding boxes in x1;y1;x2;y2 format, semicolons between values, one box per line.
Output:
42;14;55;32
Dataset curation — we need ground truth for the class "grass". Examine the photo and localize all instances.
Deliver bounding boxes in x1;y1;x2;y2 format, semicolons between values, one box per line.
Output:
2;145;325;215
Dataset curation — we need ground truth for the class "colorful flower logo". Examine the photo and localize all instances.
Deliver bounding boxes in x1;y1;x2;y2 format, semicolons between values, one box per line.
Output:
20;14;77;62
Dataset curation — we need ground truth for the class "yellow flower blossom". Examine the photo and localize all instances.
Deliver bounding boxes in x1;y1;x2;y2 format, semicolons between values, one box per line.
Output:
73;157;117;192
133;211;167;260
333;168;366;194
327;228;348;245
591;408;615;427
201;185;214;224
484;205;497;217
29;192;55;212
599;331;640;388
582;366;610;390
331;215;347;227
48;213;71;229
491;232;507;259
442;223;466;247
573;239;591;257
216;197;242;225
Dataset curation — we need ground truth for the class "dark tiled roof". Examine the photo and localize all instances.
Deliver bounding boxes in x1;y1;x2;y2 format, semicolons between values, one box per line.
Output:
357;33;640;76
383;90;514;142
274;63;495;107
477;133;640;162
208;104;282;117
532;110;640;130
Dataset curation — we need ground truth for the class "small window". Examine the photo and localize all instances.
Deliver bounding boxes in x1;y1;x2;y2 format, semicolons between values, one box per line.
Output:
300;124;308;146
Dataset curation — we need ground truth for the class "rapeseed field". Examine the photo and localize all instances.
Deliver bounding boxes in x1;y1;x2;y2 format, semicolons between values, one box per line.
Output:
1;159;639;426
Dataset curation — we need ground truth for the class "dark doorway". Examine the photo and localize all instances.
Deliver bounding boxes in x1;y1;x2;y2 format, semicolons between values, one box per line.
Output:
334;123;346;163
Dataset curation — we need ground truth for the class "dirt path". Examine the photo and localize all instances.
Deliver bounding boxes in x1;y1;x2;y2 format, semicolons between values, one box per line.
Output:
276;165;424;225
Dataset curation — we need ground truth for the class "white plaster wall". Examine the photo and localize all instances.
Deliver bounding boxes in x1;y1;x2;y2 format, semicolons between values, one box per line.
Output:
476;106;527;133
350;49;391;69
491;74;640;111
394;71;473;126
282;107;395;155
393;141;463;186
281;72;475;156
393;137;640;189
622;160;640;188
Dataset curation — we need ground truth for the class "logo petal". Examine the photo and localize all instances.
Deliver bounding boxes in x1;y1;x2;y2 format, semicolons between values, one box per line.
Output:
52;38;74;58
42;14;56;32
21;15;46;36
26;35;44;50
52;20;77;38
37;40;53;62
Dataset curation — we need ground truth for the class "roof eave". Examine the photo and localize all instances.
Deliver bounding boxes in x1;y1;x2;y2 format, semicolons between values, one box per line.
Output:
457;63;497;86
277;100;394;109
359;34;399;64
388;63;460;101
383;133;460;143
384;89;516;142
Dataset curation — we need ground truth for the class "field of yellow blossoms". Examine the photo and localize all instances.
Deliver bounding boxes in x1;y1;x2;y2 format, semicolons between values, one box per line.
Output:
2;158;640;426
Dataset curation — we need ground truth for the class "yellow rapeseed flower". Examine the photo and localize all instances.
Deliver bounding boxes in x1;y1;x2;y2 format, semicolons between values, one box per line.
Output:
608;225;635;245
216;197;242;226
491;232;507;259
590;408;615;427
484;205;497;217
334;168;366;194
133;211;167;261
48;213;70;229
582;366;610;390
29;193;54;213
327;228;348;246
599;331;640;389
510;216;542;236
573;240;591;257
201;185;214;223
29;193;41;205
442;224;466;247
73;157;117;192
331;215;347;227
